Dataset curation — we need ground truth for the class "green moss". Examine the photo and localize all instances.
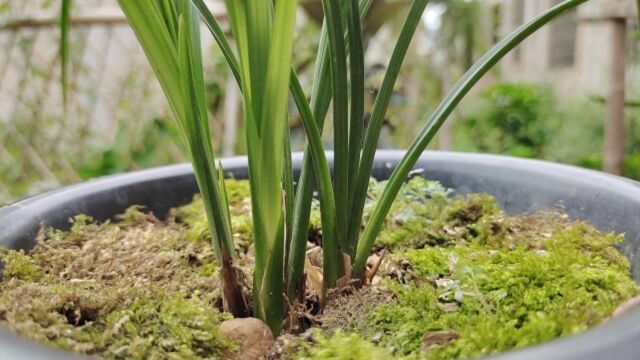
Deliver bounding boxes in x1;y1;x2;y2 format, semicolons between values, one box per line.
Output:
327;198;638;359
296;331;395;360
98;292;233;358
0;203;232;359
373;178;501;250
174;179;253;250
1;178;636;360
299;178;637;360
2;249;43;282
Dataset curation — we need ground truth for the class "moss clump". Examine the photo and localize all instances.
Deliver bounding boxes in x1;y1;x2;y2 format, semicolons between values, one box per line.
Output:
370;178;502;251
295;331;395;360
175;179;254;253
0;204;234;359
0;177;636;360
100;292;232;358
2;249;43;282
313;178;638;359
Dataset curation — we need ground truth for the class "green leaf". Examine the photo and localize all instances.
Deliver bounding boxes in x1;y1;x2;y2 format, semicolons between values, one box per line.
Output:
223;0;299;334
283;122;295;265
321;0;350;285
59;0;72;110
218;161;232;238
289;0;374;295
353;0;590;278
117;1;183;125
191;0;241;83
287;75;339;298
118;0;235;267
191;0;337;303
345;0;366;259
347;0;428;265
175;1;233;262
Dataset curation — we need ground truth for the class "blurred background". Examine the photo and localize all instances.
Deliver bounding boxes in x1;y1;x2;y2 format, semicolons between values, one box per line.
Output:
0;0;639;205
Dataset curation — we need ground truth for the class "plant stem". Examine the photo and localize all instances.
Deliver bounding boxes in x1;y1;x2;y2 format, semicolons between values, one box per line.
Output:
119;0;248;317
222;0;298;334
192;0;338;302
290;76;339;294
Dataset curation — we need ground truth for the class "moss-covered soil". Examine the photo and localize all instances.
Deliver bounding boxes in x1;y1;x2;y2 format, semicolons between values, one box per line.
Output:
0;178;637;359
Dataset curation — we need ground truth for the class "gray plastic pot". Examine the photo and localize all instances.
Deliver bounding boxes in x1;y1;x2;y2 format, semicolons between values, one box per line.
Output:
1;151;639;360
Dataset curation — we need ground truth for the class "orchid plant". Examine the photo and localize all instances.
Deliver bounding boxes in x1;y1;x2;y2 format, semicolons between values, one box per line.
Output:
60;0;590;334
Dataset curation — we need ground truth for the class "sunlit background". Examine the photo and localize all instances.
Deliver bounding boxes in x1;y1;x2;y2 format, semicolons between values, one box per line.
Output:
1;0;638;204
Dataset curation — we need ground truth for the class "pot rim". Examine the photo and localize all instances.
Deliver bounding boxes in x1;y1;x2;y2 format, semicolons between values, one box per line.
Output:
1;150;639;360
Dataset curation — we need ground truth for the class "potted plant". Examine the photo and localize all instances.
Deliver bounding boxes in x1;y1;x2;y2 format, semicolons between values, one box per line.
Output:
1;0;639;359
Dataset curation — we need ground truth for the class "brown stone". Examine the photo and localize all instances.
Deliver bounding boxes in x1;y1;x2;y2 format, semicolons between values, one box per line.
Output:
421;331;459;350
220;318;274;360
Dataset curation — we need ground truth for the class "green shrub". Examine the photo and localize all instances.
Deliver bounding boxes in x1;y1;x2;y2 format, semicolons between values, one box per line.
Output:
456;83;557;158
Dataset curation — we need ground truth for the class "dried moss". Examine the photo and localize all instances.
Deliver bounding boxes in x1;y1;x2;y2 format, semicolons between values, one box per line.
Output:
0;205;233;359
0;178;636;360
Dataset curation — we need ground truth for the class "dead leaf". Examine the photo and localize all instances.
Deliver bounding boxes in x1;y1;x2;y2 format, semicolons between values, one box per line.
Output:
306;246;323;268
304;257;324;302
437;302;459;313
366;249;386;284
421;331;458;350
336;253;352;289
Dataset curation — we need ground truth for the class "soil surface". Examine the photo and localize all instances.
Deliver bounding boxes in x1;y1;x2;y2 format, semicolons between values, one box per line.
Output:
0;178;637;359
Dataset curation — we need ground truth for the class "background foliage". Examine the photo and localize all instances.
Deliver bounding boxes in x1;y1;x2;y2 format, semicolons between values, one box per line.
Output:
2;0;640;205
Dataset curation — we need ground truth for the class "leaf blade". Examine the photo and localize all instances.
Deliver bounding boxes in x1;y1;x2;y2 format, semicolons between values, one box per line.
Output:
347;0;428;263
59;0;72;110
352;0;590;278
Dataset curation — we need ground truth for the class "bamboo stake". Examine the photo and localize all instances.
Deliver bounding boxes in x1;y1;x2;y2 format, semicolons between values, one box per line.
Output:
603;18;626;176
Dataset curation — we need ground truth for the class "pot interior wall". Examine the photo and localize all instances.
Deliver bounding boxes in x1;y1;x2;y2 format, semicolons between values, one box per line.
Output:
1;151;640;360
2;151;640;280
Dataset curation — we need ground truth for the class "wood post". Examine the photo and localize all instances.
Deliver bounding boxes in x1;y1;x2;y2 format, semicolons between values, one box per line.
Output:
603;18;626;176
222;74;241;157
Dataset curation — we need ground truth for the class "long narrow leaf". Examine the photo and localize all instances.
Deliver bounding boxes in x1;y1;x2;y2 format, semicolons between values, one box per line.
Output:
223;0;298;334
59;0;72;109
288;0;374;295
352;0;589;278
190;0;337;302
119;0;236;273
117;1;183;125
218;161;233;234
321;0;350;285
158;0;179;43
345;0;366;258
176;1;234;263
287;76;339;298
192;0;241;84
347;0;428;263
283;122;295;270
